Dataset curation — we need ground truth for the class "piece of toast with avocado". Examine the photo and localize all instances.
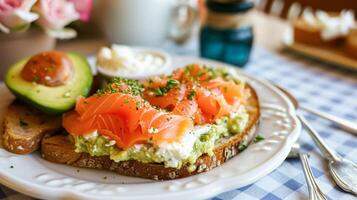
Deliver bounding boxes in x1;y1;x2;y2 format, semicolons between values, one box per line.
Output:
2;51;93;154
40;64;261;180
41;83;259;180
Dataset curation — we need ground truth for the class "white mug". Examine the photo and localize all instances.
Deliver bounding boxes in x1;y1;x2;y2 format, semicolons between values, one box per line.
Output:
95;0;196;46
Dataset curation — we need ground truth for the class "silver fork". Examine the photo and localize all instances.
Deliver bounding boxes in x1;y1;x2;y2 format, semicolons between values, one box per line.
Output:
288;143;327;200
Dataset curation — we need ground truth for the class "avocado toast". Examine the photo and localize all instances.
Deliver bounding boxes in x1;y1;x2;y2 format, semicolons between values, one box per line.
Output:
41;65;260;180
42;83;259;180
2;53;260;180
2;51;93;154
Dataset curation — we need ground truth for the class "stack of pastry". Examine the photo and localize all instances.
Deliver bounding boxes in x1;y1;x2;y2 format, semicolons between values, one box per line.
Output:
293;10;357;59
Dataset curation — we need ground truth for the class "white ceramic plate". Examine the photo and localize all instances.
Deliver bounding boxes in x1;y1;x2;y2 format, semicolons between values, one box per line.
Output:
0;55;301;200
282;28;357;71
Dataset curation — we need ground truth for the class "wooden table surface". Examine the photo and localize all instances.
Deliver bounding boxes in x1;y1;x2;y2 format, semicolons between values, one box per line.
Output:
57;11;290;54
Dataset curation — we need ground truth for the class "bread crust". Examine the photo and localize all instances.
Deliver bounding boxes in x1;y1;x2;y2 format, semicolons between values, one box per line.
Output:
293;18;343;47
345;29;357;59
2;101;62;154
40;84;260;180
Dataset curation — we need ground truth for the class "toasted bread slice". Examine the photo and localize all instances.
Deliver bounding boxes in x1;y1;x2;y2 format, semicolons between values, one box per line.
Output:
41;85;260;180
2;101;62;154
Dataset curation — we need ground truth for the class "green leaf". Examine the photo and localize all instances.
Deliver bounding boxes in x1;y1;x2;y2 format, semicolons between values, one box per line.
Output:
254;135;265;143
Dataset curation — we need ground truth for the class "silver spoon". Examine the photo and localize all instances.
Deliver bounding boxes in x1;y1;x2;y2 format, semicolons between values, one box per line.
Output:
277;85;357;196
288;143;327;200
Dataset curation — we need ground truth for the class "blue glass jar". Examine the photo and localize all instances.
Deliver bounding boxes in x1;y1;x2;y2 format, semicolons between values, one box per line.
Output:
200;0;254;67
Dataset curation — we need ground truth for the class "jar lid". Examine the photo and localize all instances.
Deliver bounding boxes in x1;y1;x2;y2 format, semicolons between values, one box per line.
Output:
206;0;254;13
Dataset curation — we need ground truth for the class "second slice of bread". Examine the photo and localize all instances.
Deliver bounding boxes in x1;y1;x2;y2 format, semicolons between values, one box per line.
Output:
2;101;62;154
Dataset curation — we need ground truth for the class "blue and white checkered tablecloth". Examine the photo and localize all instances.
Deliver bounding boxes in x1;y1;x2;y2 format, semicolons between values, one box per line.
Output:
0;47;356;200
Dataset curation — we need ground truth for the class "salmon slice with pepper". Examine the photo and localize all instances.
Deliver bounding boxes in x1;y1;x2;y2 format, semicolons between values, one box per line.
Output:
63;93;193;149
142;65;250;124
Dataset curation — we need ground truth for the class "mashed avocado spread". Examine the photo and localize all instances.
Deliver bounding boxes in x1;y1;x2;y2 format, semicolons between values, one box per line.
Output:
74;106;249;169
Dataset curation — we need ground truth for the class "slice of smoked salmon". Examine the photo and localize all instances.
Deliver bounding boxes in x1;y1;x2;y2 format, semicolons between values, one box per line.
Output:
172;64;213;82
195;87;231;123
63;93;193;150
144;84;187;110
63;111;97;134
202;78;248;105
142;65;249;125
172;99;198;117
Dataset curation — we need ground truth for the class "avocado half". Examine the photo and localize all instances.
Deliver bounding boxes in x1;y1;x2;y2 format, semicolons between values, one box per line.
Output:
5;52;93;115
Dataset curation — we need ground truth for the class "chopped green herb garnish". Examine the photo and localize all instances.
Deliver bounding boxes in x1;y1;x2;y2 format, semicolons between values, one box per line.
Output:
96;77;144;96
254;135;265;143
238;144;247;151
19;118;28;128
181;64;220;82
166;79;180;88
124;99;130;104
206;67;218;80
183;64;194;74
135;102;142;109
222;72;230;78
198;70;205;77
187;89;196;100
200;133;210;142
154;79;180;97
155;88;164;97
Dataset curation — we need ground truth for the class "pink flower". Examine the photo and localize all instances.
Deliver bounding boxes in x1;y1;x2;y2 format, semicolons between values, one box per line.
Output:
0;0;38;33
68;0;92;22
33;0;79;30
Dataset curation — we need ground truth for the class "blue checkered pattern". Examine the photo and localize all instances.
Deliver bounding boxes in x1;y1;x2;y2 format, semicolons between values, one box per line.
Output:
1;47;356;200
212;48;357;200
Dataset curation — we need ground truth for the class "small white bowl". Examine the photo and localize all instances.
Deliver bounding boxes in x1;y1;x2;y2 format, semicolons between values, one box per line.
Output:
96;47;172;80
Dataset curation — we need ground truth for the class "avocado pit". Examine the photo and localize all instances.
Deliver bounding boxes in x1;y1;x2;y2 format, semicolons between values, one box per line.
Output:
21;51;73;87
